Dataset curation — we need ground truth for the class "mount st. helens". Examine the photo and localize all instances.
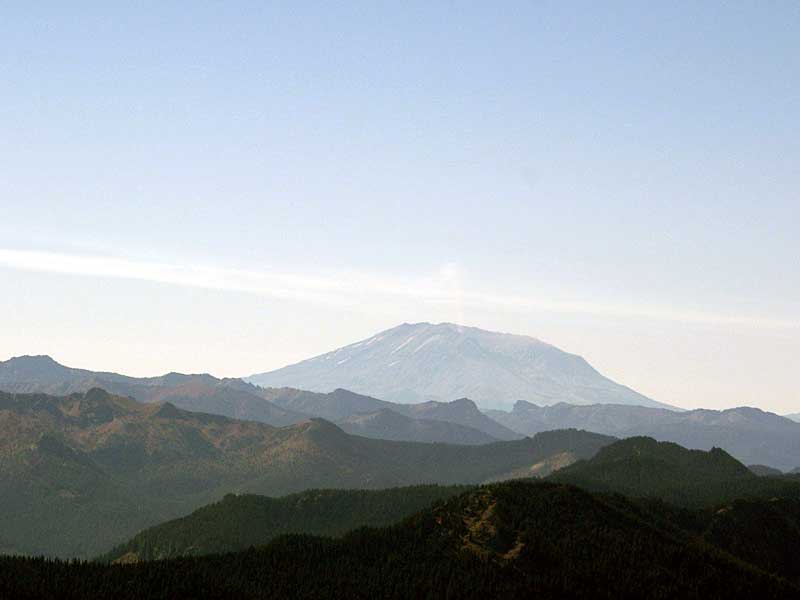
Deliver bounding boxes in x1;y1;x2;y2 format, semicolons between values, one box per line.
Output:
247;322;672;410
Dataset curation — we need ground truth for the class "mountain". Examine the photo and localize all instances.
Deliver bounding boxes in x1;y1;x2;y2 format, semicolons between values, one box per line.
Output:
788;413;800;422
103;485;468;561
3;480;799;599
550;436;800;507
0;355;308;426
0;389;614;557
749;464;784;476
490;400;800;471
257;386;395;419
398;397;520;439
247;322;671;410
336;409;497;444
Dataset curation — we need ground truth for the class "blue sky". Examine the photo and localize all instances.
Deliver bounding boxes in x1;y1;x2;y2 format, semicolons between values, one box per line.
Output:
1;2;798;412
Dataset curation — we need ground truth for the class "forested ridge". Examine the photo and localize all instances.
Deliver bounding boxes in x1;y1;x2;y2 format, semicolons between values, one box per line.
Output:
102;485;467;561
2;480;800;599
550;436;800;507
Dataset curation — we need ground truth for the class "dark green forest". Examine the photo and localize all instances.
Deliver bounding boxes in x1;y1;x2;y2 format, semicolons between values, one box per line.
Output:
102;485;467;561
2;479;800;599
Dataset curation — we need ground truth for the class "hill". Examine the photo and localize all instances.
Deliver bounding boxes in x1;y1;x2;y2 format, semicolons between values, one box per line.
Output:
0;389;613;557
1;480;798;599
788;413;800;422
256;386;394;419
550;436;800;507
247;322;671;409
490;400;800;470
103;485;467;561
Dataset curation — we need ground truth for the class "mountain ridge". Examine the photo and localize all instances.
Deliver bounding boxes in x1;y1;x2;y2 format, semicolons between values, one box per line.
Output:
549;436;800;507
0;355;518;443
337;408;497;445
102;485;468;562
0;388;614;557
489;400;800;470
0;355;309;426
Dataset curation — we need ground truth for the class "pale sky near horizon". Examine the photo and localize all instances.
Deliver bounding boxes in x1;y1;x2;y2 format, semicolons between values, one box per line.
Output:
1;2;798;413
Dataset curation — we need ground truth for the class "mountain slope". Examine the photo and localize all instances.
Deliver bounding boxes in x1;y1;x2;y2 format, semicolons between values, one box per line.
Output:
2;480;798;599
398;397;519;439
106;471;800;585
788;413;800;423
0;389;613;557
749;464;784;476
490;400;800;470
103;485;467;561
702;497;800;584
257;386;394;419
247;322;671;410
550;436;800;507
337;409;497;444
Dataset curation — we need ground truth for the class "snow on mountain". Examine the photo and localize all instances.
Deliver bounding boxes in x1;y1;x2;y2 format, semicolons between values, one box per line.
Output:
248;322;672;410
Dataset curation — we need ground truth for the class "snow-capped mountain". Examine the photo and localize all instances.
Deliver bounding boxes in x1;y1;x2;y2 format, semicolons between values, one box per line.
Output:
247;322;672;410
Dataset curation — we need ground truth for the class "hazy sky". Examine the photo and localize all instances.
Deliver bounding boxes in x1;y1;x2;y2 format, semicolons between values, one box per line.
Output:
1;2;798;413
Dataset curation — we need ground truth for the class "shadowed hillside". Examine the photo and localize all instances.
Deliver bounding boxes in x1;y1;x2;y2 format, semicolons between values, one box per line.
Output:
550;436;800;507
1;481;797;599
102;485;467;561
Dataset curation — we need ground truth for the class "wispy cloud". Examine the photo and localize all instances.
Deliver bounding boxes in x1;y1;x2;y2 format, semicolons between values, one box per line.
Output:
1;247;797;331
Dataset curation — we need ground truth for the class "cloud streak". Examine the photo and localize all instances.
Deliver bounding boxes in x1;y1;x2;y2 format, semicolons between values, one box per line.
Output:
1;247;797;332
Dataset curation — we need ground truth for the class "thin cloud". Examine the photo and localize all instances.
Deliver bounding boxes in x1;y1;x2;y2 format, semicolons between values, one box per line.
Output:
0;247;797;331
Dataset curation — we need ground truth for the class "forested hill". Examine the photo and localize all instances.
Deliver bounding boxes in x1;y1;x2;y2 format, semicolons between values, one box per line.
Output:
103;485;467;561
1;481;798;599
550;436;800;507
